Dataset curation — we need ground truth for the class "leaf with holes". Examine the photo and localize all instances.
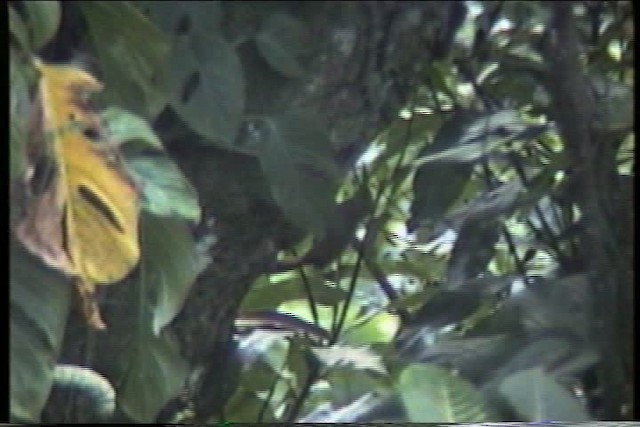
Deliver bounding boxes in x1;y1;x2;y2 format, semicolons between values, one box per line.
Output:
140;1;222;37
257;109;340;237
79;1;170;118
15;59;140;329
168;31;245;147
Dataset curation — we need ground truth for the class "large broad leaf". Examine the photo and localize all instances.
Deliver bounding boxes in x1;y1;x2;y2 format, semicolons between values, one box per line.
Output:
115;329;187;422
79;1;171;119
257;110;340;237
298;392;388;422
10;49;32;181
123;153;201;222
19;59;141;329
89;214;196;421
23;0;61;50
10;238;72;423
139;1;222;37
508;274;593;339
138;215;202;334
100;107;164;150
482;332;588;394
398;363;490;422
167;31;245;148
256;12;308;78
98;107;201;222
498;367;591;421
396;334;515;384
9;3;31;53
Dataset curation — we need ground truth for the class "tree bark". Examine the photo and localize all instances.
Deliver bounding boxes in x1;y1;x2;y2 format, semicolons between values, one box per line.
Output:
542;2;634;419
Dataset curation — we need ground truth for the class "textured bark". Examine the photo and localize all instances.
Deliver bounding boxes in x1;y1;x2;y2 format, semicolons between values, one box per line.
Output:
542;2;634;419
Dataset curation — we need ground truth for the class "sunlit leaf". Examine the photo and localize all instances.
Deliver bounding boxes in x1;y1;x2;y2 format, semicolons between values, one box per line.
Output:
100;106;163;150
123;153;201;222
241;278;347;311
399;363;490;422
312;345;387;374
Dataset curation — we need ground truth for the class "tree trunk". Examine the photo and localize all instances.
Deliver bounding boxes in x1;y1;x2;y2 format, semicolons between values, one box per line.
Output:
542;2;634;419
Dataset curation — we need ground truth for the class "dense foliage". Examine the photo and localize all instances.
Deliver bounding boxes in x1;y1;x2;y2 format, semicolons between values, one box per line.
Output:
10;1;633;423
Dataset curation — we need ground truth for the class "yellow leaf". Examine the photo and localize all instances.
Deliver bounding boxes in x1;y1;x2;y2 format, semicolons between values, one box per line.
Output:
16;58;141;329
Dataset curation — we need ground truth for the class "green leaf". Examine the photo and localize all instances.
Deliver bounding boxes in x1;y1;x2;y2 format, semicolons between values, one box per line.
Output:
10;51;32;181
399;364;489;422
326;368;390;408
341;312;400;345
499;367;591;421
100;107;164;149
24;0;61;50
140;1;223;36
95;286;189;419
242;278;347;311
139;215;201;334
79;1;171;118
123;152;201;222
10;118;26;182
10;238;72;422
168;32;245;147
224;384;277;422
112;328;187;422
9;4;30;53
98;107;201;221
258;109;340;237
256;12;308;78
